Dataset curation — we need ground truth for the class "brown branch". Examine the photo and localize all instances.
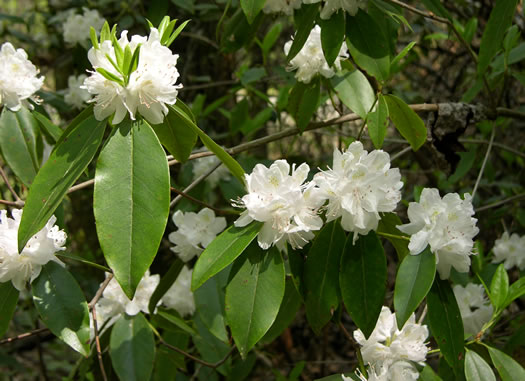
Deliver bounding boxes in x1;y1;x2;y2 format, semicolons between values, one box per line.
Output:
0;199;24;207
170;187;238;215
0;165;22;201
475;192;525;212
91;306;108;381
88;273;113;309
160;337;235;368
0;327;49;345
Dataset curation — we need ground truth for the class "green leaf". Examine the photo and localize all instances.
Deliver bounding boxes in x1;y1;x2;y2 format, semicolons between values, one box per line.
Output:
18;113;106;252
32;111;62;143
478;0;518;75
192;222;262;291
490;264;509;310
261;277;302;344
240;0;265;24
94;119;170;299
377;212;409;260
346;10;390;81
394;247;436;329
390;41;417;73
193;314;232;374
110;313;156;381
96;67;125;86
225;244;285;358
169;104;246;184
305;220;346;333
194;267;230;342
287;78;321;132
261;22;282;58
0;107;40;186
165;20;190;47
320;12;345;67
340;231;387;338
367;94;388;148
149;259;184;314
486;344;525;380
427;277;465;374
420;365;443;381
503;276;525;309
0;282;19;337
331;70;375;120
151;105;197;162
465;349;496;381
156;309;196;336
32;262;90;356
384;94;426;151
286;4;319;62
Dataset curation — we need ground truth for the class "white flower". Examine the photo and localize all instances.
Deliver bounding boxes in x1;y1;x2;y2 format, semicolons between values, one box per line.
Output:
192;156;231;188
263;0;302;15
304;0;368;19
0;209;66;291
284;25;348;83
95;270;159;327
354;307;429;374
492;232;525;270
453;283;493;337
168;208;227;262
84;27;182;125
314;142;403;242
234;160;325;252
0;43;44;111
353;361;418;381
63;8;105;48
397;188;479;279
64;74;91;109
161;265;195;317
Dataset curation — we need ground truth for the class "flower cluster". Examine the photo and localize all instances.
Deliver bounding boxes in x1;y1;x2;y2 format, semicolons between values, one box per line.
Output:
314;141;403;242
83;26;182;125
192;156;232;189
95;271;160;327
397;188;479;279
492;232;525;270
0;42;44;111
353;307;428;381
169;208;227;262
284;25;348;83
453;283;493;337
234;160;324;252
263;0;302;15
162;265;195;317
0;209;66;291
304;0;368;19
63;8;105;47
64;74;91;109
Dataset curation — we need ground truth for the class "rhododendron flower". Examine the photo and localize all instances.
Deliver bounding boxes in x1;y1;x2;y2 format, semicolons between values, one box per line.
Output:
84;27;182;125
263;0;302;15
352;361;418;381
95;270;159;327
314;142;403;242
169;208;227;262
397;188;479;279
284;25;348;83
234;160;324;252
64;74;91;109
162;265;195;317
492;232;525;270
354;307;428;380
0;210;66;291
0;43;44;111
453;283;493;337
304;0;368;19
192;156;231;188
63;8;104;47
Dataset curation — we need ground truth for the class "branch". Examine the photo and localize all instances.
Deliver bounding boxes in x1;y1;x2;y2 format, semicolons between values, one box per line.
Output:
0;327;49;345
0;165;22;202
475;192;525;212
472;125;496;199
170;160;222;208
0;199;24;207
159;335;235;368
170;187;239;215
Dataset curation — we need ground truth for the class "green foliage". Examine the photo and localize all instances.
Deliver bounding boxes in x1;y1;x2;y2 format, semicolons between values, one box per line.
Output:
465;349;496;381
331;69;375;120
287;78;321;132
384;94;426;151
0;282;19;337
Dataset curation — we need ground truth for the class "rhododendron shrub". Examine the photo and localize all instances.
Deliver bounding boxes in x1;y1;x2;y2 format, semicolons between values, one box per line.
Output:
0;2;524;381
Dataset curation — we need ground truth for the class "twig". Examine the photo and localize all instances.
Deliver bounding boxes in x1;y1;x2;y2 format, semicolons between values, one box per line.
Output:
179;80;238;92
170;160;222;208
339;321;367;377
88;273;113;309
91;305;108;381
472;125;496;199
0;327;49;345
0;165;22;201
476;192;525;212
418;305;428;324
170;187;238;215
180;32;219;49
161;337;235;368
0;199;24;207
390;146;413;161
